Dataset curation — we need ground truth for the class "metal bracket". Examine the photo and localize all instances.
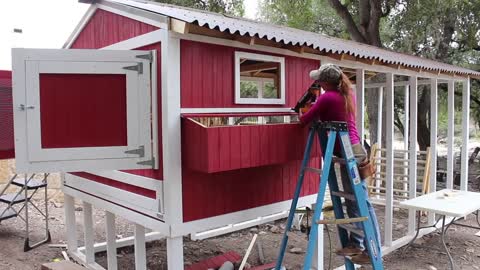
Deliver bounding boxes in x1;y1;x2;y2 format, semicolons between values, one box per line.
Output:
125;146;145;157
136;52;153;62
137;157;155;167
123;63;143;74
19;104;35;111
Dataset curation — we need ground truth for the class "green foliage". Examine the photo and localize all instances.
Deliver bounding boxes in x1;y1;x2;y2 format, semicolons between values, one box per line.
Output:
263;82;277;98
258;0;348;38
240;81;258;98
154;0;244;16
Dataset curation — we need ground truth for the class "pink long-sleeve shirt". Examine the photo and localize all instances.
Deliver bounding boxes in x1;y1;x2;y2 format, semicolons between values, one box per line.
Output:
300;89;360;145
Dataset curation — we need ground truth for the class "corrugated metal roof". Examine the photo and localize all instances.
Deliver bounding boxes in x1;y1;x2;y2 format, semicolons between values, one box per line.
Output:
106;0;480;78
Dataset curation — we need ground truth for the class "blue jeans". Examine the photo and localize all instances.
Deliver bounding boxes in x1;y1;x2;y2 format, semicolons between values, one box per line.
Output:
338;144;382;256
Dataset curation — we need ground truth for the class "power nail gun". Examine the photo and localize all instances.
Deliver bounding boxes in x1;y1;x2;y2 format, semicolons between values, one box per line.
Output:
292;81;321;113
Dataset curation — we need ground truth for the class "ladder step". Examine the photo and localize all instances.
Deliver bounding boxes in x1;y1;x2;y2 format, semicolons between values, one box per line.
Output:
305;167;322;174
12;179;47;190
0;193;27;205
0;207;17;221
331;191;356;201
337;224;365;238
317;216;368;225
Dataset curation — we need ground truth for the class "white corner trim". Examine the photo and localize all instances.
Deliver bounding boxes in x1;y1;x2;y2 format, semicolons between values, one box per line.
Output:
97;1;168;29
102;29;164;50
234;51;286;105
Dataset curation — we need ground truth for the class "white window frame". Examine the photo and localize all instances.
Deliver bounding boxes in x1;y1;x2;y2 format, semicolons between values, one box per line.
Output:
12;48;155;173
234;51;285;105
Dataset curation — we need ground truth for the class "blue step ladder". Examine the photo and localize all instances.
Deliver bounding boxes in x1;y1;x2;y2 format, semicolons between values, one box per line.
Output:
275;121;383;270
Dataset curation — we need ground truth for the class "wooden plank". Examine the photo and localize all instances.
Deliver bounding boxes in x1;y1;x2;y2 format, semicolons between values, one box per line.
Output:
41;261;88;270
170;18;190;34
83;202;95;265
356;69;365;141
134;224;147;270
385;73;394;247
408;76;418;234
239;234;258;270
105;211;117;270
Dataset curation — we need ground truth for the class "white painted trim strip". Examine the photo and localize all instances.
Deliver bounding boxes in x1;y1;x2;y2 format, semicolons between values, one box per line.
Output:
62;185;169;233
172;194;317;237
97;2;168;29
181;108;294;114
105;211;118;270
191;211;287;240
134;224;147;270
460;78;470;191
384;73;394;247
408;76;418;234
429;78;438;224
83;202;95;265
447;80;455;189
78;231;164;253
85;170;162;190
102;29;164;50
63;5;98;49
356;68;365;141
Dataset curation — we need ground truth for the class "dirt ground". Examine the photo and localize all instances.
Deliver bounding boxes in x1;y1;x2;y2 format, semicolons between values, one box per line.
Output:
0;158;480;270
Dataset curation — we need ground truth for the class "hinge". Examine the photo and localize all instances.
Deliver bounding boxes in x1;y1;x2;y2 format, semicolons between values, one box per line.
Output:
125;146;145;157
137;157;155;167
136;52;153;62
123;63;143;74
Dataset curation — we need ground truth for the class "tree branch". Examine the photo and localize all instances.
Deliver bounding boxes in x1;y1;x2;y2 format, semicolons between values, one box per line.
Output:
327;0;367;43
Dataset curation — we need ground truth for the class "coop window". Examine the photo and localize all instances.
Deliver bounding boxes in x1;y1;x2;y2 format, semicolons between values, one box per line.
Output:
235;51;285;104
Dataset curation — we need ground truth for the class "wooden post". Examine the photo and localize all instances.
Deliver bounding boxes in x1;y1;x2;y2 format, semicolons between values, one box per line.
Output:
408;76;418;235
403;85;410;195
429;79;438;224
385;73;394;247
375;86;384;197
105;211;118;270
356;68;365;141
461;78;470;191
134;224;147;270
83;202;95;265
64;194;78;253
447;80;455;189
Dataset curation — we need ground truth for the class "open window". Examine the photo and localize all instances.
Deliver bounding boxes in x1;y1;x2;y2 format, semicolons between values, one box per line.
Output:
12;49;156;173
235;52;285;104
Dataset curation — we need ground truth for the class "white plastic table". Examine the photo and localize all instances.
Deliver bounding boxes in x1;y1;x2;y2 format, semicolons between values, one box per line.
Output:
400;189;480;269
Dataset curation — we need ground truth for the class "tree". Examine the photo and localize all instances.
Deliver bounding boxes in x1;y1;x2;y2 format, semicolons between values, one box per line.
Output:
154;0;245;16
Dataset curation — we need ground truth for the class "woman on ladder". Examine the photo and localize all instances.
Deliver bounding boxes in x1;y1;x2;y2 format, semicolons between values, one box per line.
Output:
299;64;382;265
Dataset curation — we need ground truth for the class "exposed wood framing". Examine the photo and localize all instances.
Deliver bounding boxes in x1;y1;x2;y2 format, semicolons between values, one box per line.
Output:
170;18;190;34
461;78;470;191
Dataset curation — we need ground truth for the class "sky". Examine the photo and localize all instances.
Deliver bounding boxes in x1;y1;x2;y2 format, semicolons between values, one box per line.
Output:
0;0;259;70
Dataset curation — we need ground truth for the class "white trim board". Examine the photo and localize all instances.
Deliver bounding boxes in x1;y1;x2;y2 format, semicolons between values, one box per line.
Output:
65;173;160;219
171;194;317;237
63;183;168;232
234;51;286;105
181;108;294;114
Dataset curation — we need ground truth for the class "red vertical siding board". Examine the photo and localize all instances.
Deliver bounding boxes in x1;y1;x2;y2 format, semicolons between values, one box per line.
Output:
230;127;242;169
71;9;157;49
218;128;231;171
240;126;251;168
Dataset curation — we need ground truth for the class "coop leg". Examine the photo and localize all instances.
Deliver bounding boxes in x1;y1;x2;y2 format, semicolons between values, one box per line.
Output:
312;212;324;270
134;224;147;270
167;236;184;269
83;202;95;265
64;194;78;252
105;211;118;270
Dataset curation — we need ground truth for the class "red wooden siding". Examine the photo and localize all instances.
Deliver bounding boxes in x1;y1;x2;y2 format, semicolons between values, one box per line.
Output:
180;40;319;108
70;8;163;180
40;74;127;148
182;118;320;173
71;172;156;199
0;70;14;159
70;9;158;49
182;157;320;222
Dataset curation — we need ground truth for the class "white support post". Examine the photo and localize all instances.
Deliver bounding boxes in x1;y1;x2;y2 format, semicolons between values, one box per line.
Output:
385;73;394;247
312;212;324;270
429;79;438;224
83;202;95;265
408;76;418;235
447;80;455;189
162;29;185;269
134;224;147;270
460;78;470;191
167;237;184;270
105;211;118;270
356;68;365;141
64;194;78;252
375;87;384;197
403;85;410;195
